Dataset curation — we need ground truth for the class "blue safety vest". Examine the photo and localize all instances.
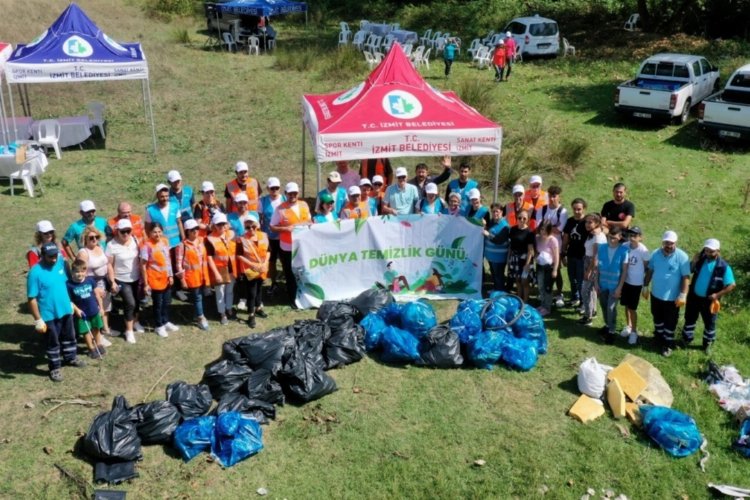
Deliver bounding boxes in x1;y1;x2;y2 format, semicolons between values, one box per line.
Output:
147;202;181;248
597;244;629;291
170;185;194;222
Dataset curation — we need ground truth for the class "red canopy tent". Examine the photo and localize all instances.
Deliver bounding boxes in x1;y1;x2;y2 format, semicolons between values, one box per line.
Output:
0;43;13;144
302;43;504;200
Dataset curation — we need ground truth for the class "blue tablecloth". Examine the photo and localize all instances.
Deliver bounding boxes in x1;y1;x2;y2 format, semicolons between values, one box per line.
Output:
368;23;392;36
390;29;418;44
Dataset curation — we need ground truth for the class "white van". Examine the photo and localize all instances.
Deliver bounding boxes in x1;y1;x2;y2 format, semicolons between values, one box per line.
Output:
503;15;560;58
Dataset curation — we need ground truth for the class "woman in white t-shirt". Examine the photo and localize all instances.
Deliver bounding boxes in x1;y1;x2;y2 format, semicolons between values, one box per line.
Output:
77;226;115;337
106;218;144;344
579;213;606;325
619;226;650;343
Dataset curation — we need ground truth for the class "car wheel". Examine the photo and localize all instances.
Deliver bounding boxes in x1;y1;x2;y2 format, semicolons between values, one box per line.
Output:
679;99;691;125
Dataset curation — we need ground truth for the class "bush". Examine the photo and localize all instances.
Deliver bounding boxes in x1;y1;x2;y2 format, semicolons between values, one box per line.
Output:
144;0;196;19
275;48;320;72
456;78;497;119
319;46;366;83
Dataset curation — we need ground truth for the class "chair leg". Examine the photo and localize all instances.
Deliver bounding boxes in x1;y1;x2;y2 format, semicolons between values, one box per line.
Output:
53;144;62;159
98;124;106;139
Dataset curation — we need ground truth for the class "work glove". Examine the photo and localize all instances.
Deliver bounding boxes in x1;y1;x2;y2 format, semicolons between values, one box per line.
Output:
34;318;47;333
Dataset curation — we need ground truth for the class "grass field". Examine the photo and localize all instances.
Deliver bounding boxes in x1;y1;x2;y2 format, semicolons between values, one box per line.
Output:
1;1;750;498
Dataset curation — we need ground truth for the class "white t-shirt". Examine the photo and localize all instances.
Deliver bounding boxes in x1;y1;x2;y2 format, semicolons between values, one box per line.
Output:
584;232;606;257
623;242;650;285
106;237;141;283
535;204;568;247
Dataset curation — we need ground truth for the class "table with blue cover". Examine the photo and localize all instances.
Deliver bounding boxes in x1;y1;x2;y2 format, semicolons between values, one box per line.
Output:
390;29;418;44
367;23;392;36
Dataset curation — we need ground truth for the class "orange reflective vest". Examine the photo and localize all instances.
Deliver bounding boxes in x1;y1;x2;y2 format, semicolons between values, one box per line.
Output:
181;238;209;288
207;231;236;285
226;178;260;213
144;239;171;291
360;158;393;185
109;215;144;241
340;200;370;219
524;189;548;231
505;201;533;227
193;201;224;238
237;231;270;279
277;201;311;248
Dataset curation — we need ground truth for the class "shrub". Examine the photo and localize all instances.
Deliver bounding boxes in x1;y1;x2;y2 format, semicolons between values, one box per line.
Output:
144;0;196;19
172;28;192;45
456;78;497;118
319;46;365;82
275;48;320;72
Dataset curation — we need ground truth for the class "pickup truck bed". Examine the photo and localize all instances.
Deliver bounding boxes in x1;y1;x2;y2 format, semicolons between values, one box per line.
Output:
633;79;682;92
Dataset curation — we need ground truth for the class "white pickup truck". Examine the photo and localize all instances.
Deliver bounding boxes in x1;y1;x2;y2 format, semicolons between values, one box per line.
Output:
698;63;750;142
614;53;720;124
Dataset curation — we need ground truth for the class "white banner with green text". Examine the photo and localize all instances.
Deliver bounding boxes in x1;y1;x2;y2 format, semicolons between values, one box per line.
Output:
291;214;484;308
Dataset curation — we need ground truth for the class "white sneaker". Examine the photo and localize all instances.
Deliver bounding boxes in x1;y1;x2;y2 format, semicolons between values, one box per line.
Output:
628;331;638;345
554;296;565;308
134;321;145;333
155;326;169;338
124;331;136;344
237;299;248;311
99;337;113;347
176;290;189;301
620;325;632;338
164;322;179;332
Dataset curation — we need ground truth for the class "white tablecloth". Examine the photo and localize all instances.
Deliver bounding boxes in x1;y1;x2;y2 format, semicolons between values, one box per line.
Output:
32;115;92;148
0;149;48;197
367;23;392;36
390;30;418;44
1;117;33;144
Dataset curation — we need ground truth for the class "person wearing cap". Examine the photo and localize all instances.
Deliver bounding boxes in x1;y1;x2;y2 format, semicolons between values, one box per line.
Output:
315;171;347;214
524;175;548;231
484;203;510;291
205;212;237;325
504;184;533;227
28;220;69;268
313;192;339;223
535;185;568;307
465;188;490;226
383;167;419;215
370;175;387;214
492;40;506;82
225;161;261;214
643;230;691;356
503;31;517;80
443;37;458;78
145;184;184;249
270;182;311;306
108;202;144;241
358;178;379;215
106;218;144;343
409;155;452;200
360;158;393;186
193;181;225;239
236;213;270;329
174;219;210;331
28;242;86;382
682;239;736;351
418;182;447;214
77;226;117;336
340;185;371;220
167;170;195;223
618;226;650;345
62;200;112;258
562;198;588;308
259;177;286;295
601;182;635;232
334;160;361;190
227;192;259;238
445;162;478;216
140;222;177;338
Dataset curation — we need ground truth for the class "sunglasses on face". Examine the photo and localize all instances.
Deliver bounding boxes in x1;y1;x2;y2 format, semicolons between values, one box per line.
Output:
518;217;528;221
88;236;100;241
120;229;132;235
84;210;96;214
269;187;280;190
373;182;383;186
42;230;55;235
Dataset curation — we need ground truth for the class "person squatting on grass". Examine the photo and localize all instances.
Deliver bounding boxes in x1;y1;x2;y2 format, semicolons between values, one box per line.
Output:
619;226;649;345
67;258;108;359
594;227;629;344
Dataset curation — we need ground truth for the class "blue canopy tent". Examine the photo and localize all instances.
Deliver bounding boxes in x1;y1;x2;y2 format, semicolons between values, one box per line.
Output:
3;3;157;153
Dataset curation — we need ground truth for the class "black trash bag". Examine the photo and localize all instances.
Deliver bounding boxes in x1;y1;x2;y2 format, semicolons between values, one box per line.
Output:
279;351;338;403
166;381;213;419
94;460;139;485
94;489;129;499
222;336;249;364
236;327;294;375
216;392;276;423
132;400;182;444
349;288;395;318
289;319;330;369
202;359;254;400
324;323;366;370
417;324;464;368
83;395;142;462
316;301;358;330
244;368;285;406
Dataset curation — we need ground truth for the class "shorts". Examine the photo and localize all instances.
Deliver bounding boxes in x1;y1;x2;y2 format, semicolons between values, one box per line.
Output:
76;313;104;335
620;282;642;310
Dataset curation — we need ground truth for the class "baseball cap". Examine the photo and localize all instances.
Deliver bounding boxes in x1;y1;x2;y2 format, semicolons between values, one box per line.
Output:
212;212;228;225
245;213;260;226
234;192;249;203
498;40;505;46
320;193;334;204
512;184;525;195
201;181;215;192
359;178;372;186
41;242;59;257
155;183;169;193
267;177;281;188
468;188;481;200
627;226;642;235
348;185;361;196
80;200;96;212
328;171;342;183
703;238;720;250
506;31;512;37
425;182;438;195
529;175;543;186
395;167;408;178
235;161;249;173
372;175;385;184
36;220;54;233
167;170;182;183
183;219;199;231
662;230;678;243
116;218;133;230
285;182;299;193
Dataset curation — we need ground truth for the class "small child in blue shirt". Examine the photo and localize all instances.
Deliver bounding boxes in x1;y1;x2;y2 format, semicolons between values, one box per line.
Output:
67;259;107;359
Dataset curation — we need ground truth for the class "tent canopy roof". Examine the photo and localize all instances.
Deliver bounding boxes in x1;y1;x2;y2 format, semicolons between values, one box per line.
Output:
215;0;308;16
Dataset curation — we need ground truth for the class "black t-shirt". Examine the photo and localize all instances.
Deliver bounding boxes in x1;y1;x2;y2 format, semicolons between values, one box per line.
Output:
509;227;535;255
563;218;588;259
601;200;635;225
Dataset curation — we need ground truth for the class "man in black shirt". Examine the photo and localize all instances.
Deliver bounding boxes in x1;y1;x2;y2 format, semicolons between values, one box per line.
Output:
601;182;635;231
409;155;452;200
562;197;589;307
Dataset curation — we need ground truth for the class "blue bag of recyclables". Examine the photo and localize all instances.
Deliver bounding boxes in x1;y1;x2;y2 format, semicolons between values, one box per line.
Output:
457;298;486;316
489;291;522;318
511;306;548;355
399;300;437;338
449;307;483;344
640;405;703;457
360;312;386;351
482;300;508;330
211;412;263;467
733;419;750;458
379;325;421;364
467;330;512;370
173;416;216;462
379;302;403;327
501;335;538;371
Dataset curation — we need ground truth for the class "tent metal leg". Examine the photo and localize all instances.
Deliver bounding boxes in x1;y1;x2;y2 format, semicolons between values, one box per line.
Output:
144;78;157;154
493;152;500;203
301;123;306;197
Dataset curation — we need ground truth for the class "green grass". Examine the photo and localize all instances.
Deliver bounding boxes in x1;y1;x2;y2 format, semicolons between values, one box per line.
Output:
1;2;750;498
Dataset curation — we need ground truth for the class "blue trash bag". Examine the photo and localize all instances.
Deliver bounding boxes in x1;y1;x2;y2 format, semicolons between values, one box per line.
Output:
640;405;703;457
499;296;522;322
399;300;437;339
378;302;403;327
361;312;387;351
211;412;264;467
482;300;508;330
511;305;548;355
173;416;216;462
467;330;513;370
733;419;750;458
500;336;538;371
449;307;483;344
457;299;486;316
379;325;421;364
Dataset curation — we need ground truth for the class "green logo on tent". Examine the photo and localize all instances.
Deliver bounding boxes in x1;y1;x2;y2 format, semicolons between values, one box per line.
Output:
382;90;422;119
63;36;93;58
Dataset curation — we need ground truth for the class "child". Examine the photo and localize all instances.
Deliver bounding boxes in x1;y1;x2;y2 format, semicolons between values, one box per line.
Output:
67;259;107;359
176;219;210;330
579;213;606;325
140;222;177;337
492;40;506;82
535;185;568;307
595;227;629;343
535;221;559;316
619;227;649;345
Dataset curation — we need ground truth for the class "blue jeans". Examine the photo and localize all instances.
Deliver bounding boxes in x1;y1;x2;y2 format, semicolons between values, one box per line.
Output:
567;256;584;302
188;287;204;319
598;288;619;333
152;288;171;327
488;260;507;291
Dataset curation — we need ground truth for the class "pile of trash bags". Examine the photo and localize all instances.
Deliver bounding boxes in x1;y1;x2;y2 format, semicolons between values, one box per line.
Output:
706;362;750;458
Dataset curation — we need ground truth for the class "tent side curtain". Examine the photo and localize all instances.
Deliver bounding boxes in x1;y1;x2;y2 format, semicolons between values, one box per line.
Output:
215;0;308;16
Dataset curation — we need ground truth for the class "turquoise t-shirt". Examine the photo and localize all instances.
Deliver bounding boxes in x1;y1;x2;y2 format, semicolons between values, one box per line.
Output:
27;257;73;321
648;248;691;301
694;260;735;297
384;184;419;215
63;217;111;251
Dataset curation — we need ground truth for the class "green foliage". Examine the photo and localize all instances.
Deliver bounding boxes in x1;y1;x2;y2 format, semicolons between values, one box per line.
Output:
320;46;365;83
171;28;192;45
456;78;497;119
143;0;196;19
275;47;320;72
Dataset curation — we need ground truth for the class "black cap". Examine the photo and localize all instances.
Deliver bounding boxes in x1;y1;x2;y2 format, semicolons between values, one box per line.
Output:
41;242;59;256
627;226;642;235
